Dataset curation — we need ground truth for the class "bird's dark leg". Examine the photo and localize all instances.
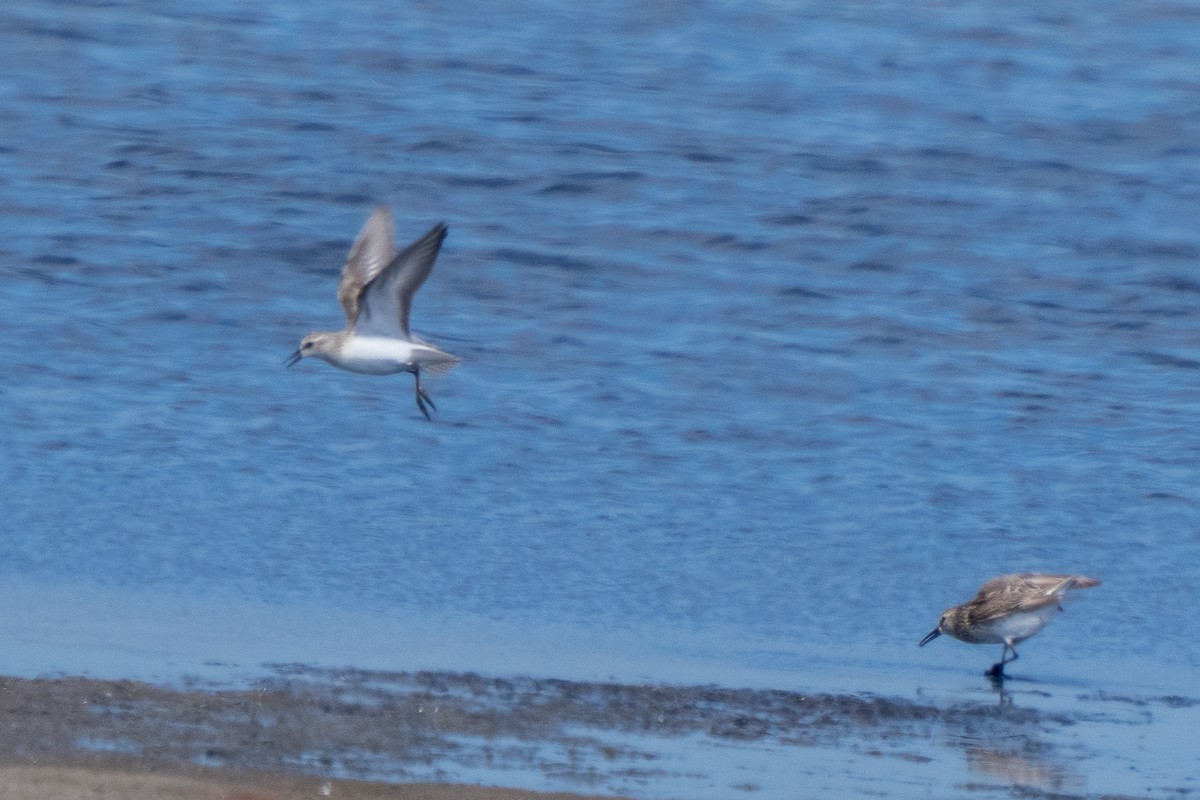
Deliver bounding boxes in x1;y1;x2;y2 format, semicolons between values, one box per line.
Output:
413;366;434;421
986;642;1016;679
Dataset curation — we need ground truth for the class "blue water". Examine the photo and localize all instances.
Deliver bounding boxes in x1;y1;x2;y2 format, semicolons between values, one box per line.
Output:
3;0;1200;793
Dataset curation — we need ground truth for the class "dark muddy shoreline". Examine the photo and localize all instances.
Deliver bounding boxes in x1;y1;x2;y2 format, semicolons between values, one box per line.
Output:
0;666;1177;799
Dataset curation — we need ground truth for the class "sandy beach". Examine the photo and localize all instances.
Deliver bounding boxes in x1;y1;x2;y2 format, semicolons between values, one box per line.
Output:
0;764;620;800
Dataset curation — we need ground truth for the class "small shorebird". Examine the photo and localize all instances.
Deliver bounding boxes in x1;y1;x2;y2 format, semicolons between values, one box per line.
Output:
287;206;458;420
919;573;1100;679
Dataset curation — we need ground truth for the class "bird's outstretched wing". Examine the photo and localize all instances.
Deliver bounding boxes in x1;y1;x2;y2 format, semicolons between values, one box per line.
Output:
354;222;447;339
338;206;396;326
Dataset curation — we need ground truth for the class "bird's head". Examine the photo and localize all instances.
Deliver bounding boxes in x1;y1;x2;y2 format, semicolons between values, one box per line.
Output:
285;332;337;367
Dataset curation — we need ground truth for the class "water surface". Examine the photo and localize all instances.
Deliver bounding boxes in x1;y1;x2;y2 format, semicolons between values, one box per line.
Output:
2;0;1200;796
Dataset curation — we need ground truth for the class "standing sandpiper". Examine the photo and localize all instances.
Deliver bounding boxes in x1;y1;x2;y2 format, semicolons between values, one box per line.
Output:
919;573;1100;679
287;206;459;420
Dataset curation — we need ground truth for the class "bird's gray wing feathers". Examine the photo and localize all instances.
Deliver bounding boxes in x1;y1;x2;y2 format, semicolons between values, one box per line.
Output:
354;222;447;338
338;206;396;325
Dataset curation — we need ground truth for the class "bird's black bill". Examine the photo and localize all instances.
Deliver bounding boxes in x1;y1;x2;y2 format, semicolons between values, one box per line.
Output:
918;628;941;647
284;350;302;368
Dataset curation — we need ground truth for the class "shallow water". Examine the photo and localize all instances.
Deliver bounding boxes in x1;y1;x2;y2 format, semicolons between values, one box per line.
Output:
3;0;1200;796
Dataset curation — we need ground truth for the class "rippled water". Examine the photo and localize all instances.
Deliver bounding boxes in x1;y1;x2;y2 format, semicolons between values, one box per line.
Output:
3;0;1200;793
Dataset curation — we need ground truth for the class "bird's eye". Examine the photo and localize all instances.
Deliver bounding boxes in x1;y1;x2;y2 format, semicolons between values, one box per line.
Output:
303;342;313;349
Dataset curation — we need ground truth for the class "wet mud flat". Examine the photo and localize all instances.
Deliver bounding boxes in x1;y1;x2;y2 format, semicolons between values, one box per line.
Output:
0;667;1184;799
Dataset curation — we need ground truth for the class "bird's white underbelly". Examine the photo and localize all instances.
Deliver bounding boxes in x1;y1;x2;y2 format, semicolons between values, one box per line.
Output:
978;605;1060;644
333;336;422;375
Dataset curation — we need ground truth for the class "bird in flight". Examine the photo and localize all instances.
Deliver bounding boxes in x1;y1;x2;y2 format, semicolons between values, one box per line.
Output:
287;206;458;420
